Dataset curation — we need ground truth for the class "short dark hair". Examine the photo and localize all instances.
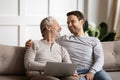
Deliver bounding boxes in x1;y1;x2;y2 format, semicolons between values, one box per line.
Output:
67;11;85;21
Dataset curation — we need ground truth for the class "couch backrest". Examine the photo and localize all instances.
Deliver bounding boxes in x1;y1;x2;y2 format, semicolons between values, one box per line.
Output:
0;44;26;75
101;41;120;71
0;41;120;75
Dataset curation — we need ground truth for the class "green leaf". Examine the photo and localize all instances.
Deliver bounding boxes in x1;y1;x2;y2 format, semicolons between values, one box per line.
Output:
98;22;108;40
101;32;116;42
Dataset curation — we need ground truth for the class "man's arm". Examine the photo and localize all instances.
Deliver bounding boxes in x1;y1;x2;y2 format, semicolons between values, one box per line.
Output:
90;38;104;74
24;41;45;71
84;38;104;80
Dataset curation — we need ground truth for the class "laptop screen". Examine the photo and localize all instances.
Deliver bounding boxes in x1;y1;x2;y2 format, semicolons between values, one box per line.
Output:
44;62;77;77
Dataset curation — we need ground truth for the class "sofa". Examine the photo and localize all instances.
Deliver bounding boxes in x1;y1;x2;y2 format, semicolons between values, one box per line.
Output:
101;41;120;79
0;41;120;80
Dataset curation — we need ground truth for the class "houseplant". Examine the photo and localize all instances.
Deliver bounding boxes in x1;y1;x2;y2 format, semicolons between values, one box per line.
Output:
84;21;116;42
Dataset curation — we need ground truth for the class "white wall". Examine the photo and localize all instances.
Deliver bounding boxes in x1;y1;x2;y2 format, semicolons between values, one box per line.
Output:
0;0;113;46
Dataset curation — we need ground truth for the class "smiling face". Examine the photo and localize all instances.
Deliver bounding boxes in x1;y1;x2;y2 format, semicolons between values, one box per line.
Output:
40;17;61;39
67;15;84;36
50;19;61;38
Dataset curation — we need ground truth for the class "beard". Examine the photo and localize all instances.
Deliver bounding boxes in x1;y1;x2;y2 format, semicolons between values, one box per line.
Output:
51;30;61;39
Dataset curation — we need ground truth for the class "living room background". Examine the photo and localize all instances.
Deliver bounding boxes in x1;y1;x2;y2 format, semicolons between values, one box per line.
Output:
0;0;119;46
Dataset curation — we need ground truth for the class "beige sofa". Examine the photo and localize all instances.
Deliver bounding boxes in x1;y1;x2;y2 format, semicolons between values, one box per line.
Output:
0;41;120;80
102;41;120;79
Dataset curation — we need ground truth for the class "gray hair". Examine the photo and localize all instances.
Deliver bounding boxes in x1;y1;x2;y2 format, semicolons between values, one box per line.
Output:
40;17;55;37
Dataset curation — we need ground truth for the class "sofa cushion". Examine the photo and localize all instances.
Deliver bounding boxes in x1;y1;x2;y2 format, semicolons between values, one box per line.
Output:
108;72;120;79
102;41;120;71
0;75;28;80
0;44;26;75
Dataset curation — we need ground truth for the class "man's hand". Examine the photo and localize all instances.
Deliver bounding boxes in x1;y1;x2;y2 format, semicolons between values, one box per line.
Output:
73;73;79;78
85;72;94;80
25;39;33;49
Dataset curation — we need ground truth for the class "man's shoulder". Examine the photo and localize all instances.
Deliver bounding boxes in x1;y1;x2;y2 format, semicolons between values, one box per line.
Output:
33;40;42;44
83;36;101;46
32;40;45;47
56;35;72;41
85;36;100;41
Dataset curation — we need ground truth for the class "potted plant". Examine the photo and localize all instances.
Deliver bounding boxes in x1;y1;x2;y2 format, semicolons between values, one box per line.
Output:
84;21;116;42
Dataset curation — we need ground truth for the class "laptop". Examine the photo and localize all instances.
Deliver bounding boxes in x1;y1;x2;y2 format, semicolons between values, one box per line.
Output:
44;62;77;77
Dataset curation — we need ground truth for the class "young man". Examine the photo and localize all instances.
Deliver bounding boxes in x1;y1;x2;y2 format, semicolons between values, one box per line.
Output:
26;11;112;80
56;11;112;80
24;17;79;80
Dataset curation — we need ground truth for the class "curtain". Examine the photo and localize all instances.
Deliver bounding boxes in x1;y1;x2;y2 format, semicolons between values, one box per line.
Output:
113;0;120;38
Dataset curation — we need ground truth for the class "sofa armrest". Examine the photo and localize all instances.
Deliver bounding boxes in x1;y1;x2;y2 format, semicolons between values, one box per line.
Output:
101;41;120;71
